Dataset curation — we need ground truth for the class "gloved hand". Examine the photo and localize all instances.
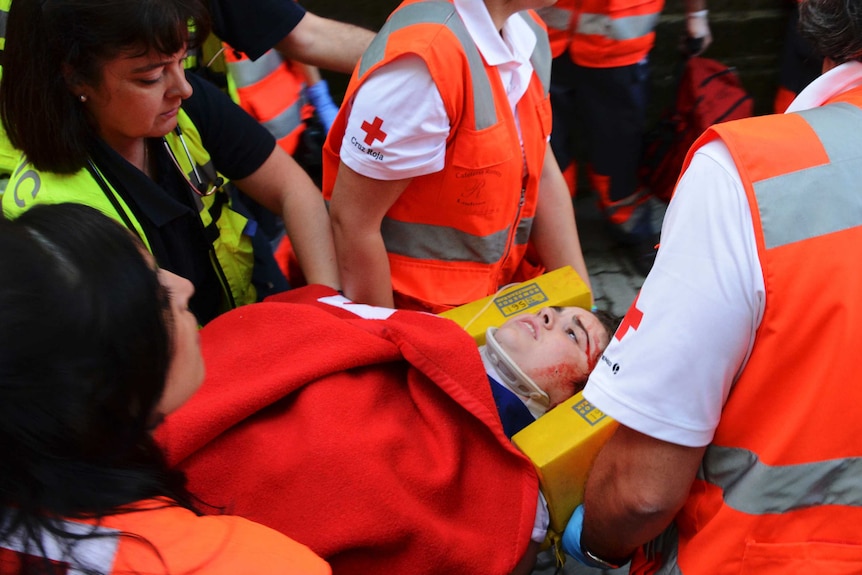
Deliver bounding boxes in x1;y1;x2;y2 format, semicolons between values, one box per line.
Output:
306;79;339;134
561;504;592;565
684;9;712;56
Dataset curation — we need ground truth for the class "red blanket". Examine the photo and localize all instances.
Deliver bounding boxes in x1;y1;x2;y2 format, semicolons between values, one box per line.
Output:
156;285;538;575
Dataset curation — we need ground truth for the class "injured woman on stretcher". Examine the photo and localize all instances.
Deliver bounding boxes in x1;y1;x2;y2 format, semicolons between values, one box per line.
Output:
157;279;617;575
2;203;616;575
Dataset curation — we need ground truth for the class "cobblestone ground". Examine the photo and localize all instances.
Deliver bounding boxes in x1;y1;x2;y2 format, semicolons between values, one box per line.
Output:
574;192;661;317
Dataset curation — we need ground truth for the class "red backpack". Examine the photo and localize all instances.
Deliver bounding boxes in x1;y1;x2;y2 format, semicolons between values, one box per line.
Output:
640;56;754;202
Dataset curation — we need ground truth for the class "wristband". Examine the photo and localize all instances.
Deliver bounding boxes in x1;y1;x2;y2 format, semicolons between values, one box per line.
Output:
562;505;632;569
582;545;630;570
684;8;711;48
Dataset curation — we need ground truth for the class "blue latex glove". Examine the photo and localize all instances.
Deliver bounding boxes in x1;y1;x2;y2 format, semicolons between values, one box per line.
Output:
561;504;593;565
306;79;339;134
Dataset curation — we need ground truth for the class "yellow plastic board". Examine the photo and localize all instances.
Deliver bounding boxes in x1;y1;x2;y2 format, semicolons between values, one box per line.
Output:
439;266;592;346
512;392;618;536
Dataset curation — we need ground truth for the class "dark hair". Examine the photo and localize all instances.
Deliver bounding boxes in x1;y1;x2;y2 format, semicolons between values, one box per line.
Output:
593;308;623;343
0;0;211;174
0;203;194;573
799;0;862;64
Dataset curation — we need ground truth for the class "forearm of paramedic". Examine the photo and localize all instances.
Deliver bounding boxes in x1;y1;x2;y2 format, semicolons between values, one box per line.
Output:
329;162;411;308
581;425;705;562
235;145;341;290
276;12;375;75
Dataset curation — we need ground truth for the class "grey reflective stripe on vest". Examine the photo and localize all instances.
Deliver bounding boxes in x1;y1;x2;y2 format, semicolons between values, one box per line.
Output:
260;96;305;141
535;5;571;31
699;444;862;514
754;102;862;249
515;217;531;246
651;545;683;575
642;424;862;573
225;49;283;87
520;11;550;95
382;216;533;262
358;1;497;130
576;12;658;41
643;523;684;575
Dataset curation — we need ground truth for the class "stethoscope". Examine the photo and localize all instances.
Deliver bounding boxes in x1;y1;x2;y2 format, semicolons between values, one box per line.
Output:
161;125;224;197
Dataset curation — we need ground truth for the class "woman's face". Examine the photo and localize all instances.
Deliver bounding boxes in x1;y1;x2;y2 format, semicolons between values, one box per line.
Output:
493;307;609;408
77;46;192;153
154;267;204;417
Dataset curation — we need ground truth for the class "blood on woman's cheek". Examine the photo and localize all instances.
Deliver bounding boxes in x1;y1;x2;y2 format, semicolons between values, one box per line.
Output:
534;362;587;400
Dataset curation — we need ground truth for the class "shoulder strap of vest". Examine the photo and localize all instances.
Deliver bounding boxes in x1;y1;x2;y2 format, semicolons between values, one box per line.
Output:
519;10;551;95
357;0;498;131
84;159;143;242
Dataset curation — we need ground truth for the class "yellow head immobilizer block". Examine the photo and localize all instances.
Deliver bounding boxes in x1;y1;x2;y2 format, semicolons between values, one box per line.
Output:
439;266;592;346
441;266;616;549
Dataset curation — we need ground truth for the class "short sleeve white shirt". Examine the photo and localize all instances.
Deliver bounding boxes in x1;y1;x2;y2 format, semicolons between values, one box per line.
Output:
584;61;862;447
339;0;537;181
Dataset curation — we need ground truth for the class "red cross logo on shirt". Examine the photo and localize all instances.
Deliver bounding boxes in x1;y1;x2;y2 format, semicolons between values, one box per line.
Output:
361;116;388;146
615;295;644;341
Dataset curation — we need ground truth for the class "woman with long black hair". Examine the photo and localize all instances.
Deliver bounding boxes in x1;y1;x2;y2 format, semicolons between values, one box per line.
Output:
0;203;330;575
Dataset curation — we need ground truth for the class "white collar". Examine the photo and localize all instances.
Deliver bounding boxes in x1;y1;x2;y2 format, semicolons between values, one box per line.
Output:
454;0;536;67
786;61;862;113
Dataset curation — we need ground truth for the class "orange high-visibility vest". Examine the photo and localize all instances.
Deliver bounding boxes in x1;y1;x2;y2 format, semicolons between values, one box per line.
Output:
632;87;862;575
535;1;574;58
223;46;311;155
0;498;330;574
323;0;552;312
568;0;664;68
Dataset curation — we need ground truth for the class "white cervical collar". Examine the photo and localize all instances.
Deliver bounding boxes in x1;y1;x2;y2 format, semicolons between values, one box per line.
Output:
481;327;550;419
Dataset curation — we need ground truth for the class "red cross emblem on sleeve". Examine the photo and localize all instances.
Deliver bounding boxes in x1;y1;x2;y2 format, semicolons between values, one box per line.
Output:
615;295;644;341
361;116;388;146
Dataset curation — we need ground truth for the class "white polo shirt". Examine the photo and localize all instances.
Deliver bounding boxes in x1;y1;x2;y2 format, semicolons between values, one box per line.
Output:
339;0;538;181
584;62;862;448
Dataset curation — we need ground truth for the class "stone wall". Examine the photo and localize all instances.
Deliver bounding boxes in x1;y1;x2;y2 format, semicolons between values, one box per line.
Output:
653;0;794;117
310;0;798;120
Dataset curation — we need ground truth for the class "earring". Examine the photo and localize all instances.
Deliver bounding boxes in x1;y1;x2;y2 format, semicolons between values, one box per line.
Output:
78;94;87;102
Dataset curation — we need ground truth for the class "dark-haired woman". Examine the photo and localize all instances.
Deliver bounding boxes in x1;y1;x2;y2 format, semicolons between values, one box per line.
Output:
0;0;339;325
0;202;330;575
